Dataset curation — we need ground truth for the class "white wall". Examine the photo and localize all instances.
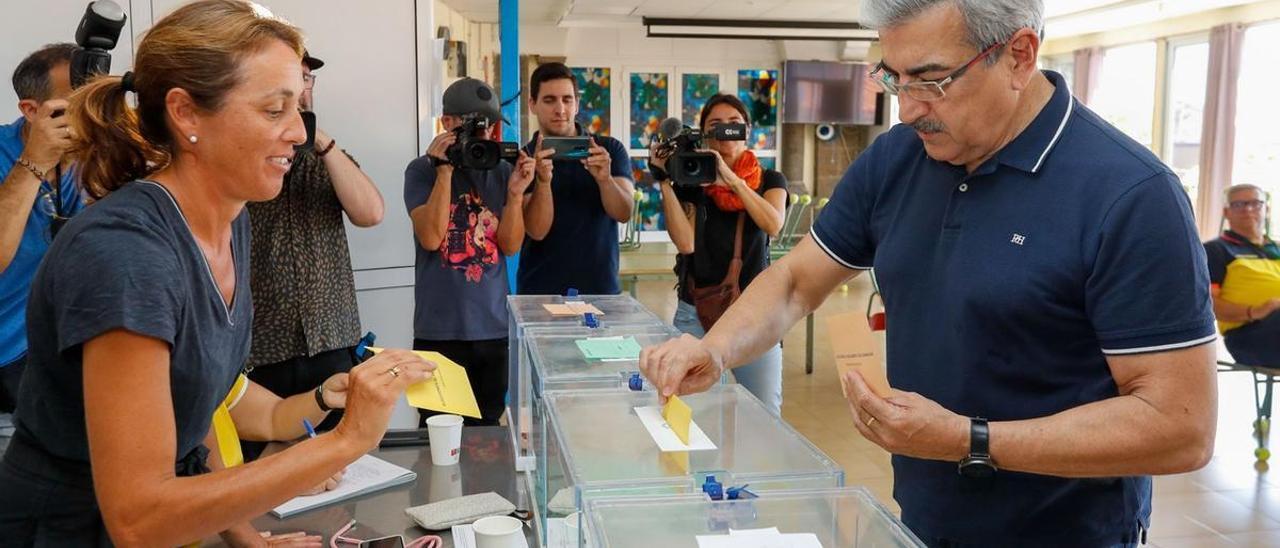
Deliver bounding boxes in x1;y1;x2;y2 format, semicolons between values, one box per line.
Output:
1;0;148;120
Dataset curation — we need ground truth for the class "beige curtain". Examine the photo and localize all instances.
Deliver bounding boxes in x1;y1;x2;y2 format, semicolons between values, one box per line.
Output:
1196;23;1245;240
1072;47;1103;104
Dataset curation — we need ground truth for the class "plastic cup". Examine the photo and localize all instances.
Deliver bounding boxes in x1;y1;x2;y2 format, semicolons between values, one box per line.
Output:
427;462;462;502
562;511;581;548
473;515;523;548
426;414;463;465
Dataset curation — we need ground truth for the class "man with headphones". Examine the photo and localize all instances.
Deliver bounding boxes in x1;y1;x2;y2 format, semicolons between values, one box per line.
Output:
1205;184;1280;366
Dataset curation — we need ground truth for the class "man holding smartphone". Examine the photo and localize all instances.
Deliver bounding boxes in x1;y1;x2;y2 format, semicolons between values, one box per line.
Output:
520;62;635;295
0;44;83;437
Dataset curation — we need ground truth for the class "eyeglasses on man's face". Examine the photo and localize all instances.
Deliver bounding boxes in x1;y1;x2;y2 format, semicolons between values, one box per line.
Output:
1229;200;1266;212
869;40;1007;102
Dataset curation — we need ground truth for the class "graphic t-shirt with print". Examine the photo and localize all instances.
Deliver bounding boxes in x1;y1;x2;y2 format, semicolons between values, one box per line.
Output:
404;156;511;341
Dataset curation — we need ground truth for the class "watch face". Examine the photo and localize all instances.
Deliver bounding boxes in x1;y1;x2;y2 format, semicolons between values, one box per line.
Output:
959;458;997;479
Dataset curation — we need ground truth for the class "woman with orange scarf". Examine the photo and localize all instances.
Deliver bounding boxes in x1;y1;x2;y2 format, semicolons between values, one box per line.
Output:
649;94;789;415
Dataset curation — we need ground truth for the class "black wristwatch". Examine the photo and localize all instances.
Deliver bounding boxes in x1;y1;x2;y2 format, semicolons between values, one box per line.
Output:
958;417;997;478
314;385;333;412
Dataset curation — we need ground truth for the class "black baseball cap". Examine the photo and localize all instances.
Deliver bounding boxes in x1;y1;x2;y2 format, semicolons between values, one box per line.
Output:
442;78;510;124
302;49;324;70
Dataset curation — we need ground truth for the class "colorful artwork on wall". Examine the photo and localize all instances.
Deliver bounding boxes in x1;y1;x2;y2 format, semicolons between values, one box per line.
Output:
572;67;611;136
737;69;779;150
630;72;669;150
681;73;720;127
631;157;665;231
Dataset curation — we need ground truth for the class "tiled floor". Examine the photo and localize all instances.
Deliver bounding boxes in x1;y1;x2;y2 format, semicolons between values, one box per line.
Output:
632;276;1280;547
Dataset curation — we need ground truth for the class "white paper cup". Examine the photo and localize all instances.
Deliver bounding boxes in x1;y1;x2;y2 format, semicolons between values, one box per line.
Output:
426;414;464;465
473;515;523;548
562;511;580;548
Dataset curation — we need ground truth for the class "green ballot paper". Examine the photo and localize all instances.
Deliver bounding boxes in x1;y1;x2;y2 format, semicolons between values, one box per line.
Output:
575;336;643;360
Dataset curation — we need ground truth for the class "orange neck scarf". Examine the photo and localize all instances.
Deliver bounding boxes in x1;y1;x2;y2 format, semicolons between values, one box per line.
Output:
705;149;762;212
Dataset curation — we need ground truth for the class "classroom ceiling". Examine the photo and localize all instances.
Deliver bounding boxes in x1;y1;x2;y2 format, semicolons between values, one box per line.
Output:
440;0;860;24
438;0;1269;37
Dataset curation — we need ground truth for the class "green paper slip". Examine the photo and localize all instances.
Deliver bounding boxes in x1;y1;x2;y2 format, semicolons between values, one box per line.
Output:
575;336;643;360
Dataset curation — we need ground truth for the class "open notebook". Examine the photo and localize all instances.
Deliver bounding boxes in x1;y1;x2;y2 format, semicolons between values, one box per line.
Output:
271;454;417;518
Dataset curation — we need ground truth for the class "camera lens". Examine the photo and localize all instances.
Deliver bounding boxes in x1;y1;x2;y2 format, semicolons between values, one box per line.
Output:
682;159;702;176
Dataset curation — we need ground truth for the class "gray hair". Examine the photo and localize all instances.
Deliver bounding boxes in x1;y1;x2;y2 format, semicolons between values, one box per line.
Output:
1226;183;1268;201
860;0;1044;64
12;43;77;101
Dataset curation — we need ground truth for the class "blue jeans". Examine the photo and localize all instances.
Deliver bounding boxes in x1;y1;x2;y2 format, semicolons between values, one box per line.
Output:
673;300;783;415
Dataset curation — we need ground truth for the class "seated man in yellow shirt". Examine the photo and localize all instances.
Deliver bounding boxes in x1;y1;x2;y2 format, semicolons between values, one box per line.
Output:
1205;184;1280;366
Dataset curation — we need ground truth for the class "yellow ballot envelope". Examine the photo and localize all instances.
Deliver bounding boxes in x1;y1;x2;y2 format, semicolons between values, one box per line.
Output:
367;347;482;419
662;394;693;445
825;311;892;398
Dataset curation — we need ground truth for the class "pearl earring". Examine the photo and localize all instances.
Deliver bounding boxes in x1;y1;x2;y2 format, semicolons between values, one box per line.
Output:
188;135;198;144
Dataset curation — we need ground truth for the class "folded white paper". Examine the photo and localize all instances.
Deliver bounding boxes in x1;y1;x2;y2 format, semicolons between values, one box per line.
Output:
634;406;717;452
696;531;824;548
271;454;415;518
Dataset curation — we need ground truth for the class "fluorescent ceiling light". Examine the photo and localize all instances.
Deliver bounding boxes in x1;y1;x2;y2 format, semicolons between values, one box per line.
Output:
643;17;877;41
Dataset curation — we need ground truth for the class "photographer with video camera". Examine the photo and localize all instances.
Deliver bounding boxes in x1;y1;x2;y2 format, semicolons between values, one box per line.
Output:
649;93;788;415
404;77;547;427
0;43;84;437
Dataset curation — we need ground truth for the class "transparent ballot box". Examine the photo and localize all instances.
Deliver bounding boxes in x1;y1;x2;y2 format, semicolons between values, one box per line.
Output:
506;294;664;471
584;487;924;548
524;324;699;482
539;384;845;546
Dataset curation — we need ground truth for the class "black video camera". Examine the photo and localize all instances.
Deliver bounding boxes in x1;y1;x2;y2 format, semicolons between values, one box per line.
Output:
70;1;127;89
445;115;519;170
653;119;748;187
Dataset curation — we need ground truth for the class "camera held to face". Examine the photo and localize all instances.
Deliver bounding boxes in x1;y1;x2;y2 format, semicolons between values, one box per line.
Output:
445;114;520;171
654;118;747;187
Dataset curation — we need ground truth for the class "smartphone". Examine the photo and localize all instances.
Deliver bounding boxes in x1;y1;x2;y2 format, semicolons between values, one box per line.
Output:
357;535;405;548
543;136;591;160
298;110;317;151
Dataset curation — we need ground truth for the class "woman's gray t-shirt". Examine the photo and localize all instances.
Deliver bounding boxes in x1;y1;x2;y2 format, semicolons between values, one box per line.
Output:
16;180;252;465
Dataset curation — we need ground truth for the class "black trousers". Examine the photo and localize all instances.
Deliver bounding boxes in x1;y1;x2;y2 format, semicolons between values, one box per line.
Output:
241;346;358;461
0;429;112;547
1224;312;1280;367
0;355;26;414
413;338;508;427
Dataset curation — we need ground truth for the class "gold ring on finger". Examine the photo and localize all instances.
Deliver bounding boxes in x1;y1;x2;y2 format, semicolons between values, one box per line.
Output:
865;416;877;428
388;366;401;377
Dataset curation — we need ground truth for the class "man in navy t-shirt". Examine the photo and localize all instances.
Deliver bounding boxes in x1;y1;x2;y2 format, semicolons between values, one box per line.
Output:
639;2;1218;546
0;44;83;427
519;62;633;295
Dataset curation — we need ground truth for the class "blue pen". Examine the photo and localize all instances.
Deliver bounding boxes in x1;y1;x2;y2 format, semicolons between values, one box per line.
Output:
302;418;317;439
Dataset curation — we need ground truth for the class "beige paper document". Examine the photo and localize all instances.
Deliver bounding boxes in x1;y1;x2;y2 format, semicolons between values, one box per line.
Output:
542;302;605;316
825;311;891;398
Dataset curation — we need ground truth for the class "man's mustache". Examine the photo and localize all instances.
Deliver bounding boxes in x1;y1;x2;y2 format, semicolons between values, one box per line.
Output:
912;119;945;134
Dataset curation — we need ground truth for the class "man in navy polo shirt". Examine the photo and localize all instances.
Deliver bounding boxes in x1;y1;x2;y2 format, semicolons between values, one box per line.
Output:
639;1;1217;546
0;44;82;435
520;62;633;295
